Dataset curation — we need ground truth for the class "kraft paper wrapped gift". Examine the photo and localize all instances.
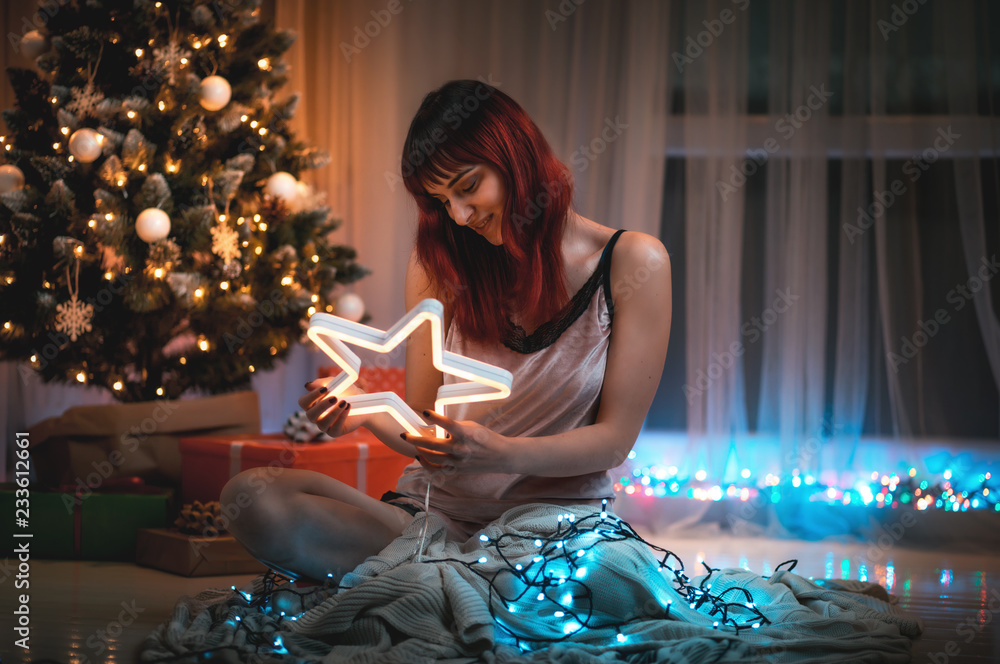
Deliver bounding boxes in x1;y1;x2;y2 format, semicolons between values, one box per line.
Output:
0;479;171;560
135;528;266;577
180;431;413;504
27;391;261;487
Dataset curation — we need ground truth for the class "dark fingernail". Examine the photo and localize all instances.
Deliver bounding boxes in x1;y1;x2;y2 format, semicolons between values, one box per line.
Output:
400;433;407;440
304;382;311;389
415;455;423;462
422;410;430;417
339;401;348;408
319;386;327;393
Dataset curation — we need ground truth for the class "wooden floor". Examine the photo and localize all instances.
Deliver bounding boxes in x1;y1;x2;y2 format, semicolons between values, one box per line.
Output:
2;534;998;663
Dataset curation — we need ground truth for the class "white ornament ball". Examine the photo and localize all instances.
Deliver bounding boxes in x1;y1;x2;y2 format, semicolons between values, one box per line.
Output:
335;293;365;323
68;128;103;163
0;164;25;193
199;75;232;111
264;171;299;204
20;30;48;59
135;208;171;243
293;180;312;213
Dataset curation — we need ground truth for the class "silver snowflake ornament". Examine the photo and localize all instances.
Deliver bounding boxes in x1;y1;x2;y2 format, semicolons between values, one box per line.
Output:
65;82;105;119
152;41;192;86
210;220;241;264
55;294;94;342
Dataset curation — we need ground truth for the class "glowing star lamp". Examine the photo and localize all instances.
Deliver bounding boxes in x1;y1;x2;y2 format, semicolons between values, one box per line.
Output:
307;298;512;438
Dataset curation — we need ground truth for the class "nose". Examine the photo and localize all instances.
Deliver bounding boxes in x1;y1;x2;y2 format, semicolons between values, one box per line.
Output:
451;201;474;227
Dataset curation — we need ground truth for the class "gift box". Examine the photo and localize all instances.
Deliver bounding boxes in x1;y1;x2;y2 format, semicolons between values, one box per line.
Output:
27;390;261;487
180;431;413;504
0;479;172;560
135;528;266;576
318;366;406;397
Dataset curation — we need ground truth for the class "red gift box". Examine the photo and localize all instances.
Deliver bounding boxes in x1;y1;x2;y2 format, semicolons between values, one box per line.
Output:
318;366;406;397
180;432;412;504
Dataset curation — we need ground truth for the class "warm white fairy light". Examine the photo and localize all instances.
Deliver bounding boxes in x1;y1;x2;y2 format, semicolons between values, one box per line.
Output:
258;222;267;231
127;110;136;119
158;101;166;111
60;127;69;135
311;294;319;303
280;276;292;286
220;281;229;290
258;58;270;70
105;213;114;221
76;372;86;383
248;364;255;372
156;387;164;395
30;354;37;363
198;338;209;351
194;288;204;298
254;246;262;255
135;48;143;57
249;120;258;128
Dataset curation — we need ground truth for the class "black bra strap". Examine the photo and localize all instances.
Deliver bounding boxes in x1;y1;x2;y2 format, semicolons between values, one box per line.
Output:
601;229;626;321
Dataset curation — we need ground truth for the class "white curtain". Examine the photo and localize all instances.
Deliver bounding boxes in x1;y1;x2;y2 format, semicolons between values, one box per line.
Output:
1;0;670;477
681;0;749;480
680;0;999;485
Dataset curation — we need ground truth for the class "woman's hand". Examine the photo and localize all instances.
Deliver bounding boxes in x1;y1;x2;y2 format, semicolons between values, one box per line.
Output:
298;379;364;439
403;410;512;475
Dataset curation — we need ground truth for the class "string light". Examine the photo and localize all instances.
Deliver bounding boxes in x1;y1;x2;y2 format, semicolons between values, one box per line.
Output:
617;462;1000;512
113;381;123;391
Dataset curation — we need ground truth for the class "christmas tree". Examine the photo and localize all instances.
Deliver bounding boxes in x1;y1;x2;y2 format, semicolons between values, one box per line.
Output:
0;0;368;402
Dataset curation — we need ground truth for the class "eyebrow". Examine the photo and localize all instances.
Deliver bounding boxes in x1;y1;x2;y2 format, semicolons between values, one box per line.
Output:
447;166;475;188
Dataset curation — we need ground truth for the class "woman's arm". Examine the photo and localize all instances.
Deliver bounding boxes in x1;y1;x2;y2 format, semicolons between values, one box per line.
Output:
409;231;672;477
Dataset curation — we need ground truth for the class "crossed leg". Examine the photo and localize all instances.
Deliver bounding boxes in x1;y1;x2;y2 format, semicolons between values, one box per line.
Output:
221;467;415;582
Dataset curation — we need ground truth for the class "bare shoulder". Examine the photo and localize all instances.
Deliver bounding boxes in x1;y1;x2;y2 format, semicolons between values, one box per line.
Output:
610;231;671;278
405;247;436;307
404;247;454;323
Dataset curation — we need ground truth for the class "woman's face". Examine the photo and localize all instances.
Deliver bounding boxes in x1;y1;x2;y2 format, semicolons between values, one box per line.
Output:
425;163;505;246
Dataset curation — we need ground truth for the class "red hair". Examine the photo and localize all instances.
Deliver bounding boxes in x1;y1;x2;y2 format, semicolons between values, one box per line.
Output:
401;80;574;344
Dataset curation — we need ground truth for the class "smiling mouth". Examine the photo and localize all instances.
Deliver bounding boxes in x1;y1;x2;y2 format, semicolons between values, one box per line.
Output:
471;214;492;231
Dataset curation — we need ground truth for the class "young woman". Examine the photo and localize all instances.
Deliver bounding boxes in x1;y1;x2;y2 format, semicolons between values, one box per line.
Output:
222;80;672;583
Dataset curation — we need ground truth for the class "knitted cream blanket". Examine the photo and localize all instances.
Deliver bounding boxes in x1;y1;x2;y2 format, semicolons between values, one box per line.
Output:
141;503;922;663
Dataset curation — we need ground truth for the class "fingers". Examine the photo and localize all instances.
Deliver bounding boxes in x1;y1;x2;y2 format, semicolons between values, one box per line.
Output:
316;398;350;433
298;380;331;410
